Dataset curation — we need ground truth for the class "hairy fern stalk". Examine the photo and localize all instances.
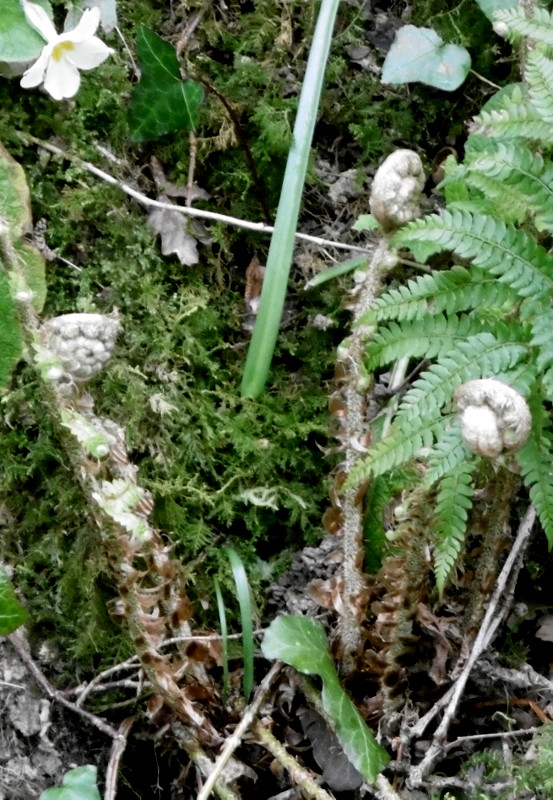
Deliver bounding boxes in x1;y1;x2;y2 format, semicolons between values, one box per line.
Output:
352;7;553;592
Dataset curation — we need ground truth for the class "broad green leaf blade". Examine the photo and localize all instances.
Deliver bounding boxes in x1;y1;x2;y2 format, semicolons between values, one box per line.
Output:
225;547;254;700
40;766;101;800
0;0;52;64
381;25;471;92
261;615;335;677
322;675;390;784
128;27;203;141
13;241;46;312
0;141;32;237
0;269;23;389
262;615;390;785
475;0;518;22
0;568;27;635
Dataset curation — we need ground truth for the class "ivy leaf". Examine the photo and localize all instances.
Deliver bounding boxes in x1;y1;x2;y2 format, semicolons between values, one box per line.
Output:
40;766;101;800
381;25;471;92
0;0;53;65
262;615;389;784
475;0;518;23
0;568;27;636
128;27;203;142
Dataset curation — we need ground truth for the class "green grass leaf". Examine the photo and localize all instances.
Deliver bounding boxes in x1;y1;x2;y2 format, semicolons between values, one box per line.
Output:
262;615;389;784
0;568;27;635
225;546;254;700
128;27;203;142
213;578;229;701
382;26;471;92
40;766;101;800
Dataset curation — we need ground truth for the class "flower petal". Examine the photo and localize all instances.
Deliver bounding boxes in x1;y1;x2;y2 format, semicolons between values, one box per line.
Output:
68;7;101;42
20;49;50;88
67;38;113;70
21;1;57;42
43;57;81;100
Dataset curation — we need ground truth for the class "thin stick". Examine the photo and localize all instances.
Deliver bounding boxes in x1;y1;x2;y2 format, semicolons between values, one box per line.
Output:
16;133;373;256
252;720;335;800
8;628;123;742
104;716;136;800
197;661;282;800
407;505;536;787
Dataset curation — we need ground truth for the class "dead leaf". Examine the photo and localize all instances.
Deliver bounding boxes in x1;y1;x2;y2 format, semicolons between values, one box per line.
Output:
536;614;553;642
147;197;200;266
299;708;363;792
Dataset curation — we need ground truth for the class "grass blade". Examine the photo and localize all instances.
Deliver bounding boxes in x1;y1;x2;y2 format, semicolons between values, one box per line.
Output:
224;546;254;700
240;0;341;398
213;577;229;701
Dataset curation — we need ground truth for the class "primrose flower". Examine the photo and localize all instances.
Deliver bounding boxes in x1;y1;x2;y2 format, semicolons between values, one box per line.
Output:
20;2;113;100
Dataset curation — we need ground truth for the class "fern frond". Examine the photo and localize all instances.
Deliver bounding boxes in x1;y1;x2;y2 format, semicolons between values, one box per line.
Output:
471;88;553;142
396;333;527;425
494;7;553;47
531;311;553;401
363;266;515;325
526;49;553;125
366;313;476;369
458;141;553;231
348;333;527;485
516;392;553;547
393;209;553;298
347;412;449;486
433;459;476;594
423;421;469;489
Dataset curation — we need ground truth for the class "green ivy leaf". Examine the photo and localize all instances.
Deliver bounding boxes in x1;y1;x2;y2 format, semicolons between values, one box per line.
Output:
0;568;27;635
128;27;203;141
262;615;389;784
0;0;53;65
40;766;101;800
381;25;471;92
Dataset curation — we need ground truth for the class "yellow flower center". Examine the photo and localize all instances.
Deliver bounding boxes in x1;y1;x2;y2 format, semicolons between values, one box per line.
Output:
51;41;75;62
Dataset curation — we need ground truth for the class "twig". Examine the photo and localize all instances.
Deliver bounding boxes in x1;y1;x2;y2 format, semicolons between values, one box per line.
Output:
8;628;123;742
104;716;136;800
197;661;283;800
74;654;141;707
252;720;335;800
16;132;375;256
406;505;536;787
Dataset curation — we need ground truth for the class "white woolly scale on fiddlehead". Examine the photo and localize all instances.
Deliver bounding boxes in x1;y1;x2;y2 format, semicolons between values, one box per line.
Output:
369;149;425;232
454;378;532;458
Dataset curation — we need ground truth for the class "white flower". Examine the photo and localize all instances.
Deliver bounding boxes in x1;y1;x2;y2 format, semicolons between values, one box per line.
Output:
20;2;113;100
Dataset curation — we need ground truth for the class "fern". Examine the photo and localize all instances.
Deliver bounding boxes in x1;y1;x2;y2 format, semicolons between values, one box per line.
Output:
423;422;469;489
449;141;553;231
471;87;553;142
433;459;477;594
349;333;526;484
494;7;553;48
362;266;515;325
366;314;478;370
516;392;553;547
393;209;553;299
525;49;553;126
